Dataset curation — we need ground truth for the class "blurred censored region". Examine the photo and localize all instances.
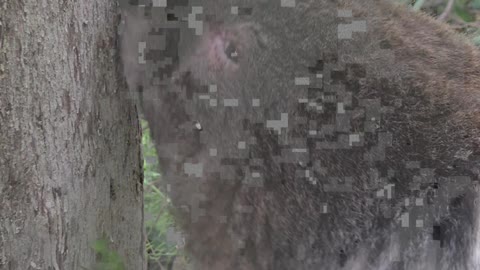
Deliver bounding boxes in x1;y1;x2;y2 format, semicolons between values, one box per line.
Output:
119;1;480;269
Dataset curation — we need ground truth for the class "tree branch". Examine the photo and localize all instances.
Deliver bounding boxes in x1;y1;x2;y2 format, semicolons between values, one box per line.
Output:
438;0;455;22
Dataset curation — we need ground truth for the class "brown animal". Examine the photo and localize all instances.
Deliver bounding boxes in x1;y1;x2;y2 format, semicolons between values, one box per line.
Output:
121;0;480;269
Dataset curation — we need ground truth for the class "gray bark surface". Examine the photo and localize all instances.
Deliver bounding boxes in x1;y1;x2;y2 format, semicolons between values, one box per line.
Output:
0;1;144;269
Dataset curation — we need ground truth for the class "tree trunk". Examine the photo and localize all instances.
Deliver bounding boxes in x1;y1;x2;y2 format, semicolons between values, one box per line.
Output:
0;1;145;270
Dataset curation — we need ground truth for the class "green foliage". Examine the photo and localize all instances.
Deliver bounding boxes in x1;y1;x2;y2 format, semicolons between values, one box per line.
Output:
454;0;476;22
142;120;161;184
141;119;180;267
450;0;480;42
92;239;125;270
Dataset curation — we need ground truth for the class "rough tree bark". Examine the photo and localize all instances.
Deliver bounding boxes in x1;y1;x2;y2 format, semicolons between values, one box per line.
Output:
0;1;145;270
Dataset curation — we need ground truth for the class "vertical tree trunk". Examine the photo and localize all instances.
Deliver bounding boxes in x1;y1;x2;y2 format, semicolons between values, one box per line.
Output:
0;1;145;269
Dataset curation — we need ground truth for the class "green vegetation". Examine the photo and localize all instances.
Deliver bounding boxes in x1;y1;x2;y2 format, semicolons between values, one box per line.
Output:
141;120;183;269
92;239;125;270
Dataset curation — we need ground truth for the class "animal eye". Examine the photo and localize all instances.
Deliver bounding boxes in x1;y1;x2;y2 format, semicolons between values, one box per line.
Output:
224;42;239;63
